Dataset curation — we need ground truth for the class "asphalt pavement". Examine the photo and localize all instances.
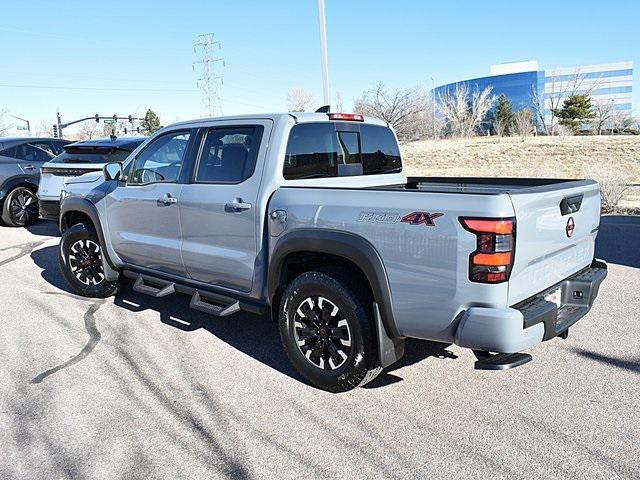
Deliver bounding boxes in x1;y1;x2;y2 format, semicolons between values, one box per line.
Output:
1;217;639;479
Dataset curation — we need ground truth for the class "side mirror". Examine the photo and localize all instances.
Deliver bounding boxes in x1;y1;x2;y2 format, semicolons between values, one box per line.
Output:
103;162;124;181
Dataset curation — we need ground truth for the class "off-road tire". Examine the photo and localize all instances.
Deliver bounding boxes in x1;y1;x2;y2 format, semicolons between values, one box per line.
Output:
59;223;119;298
279;271;382;392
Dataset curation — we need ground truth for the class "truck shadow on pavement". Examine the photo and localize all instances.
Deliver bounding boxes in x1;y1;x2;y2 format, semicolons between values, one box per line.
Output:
595;216;640;268
31;244;459;390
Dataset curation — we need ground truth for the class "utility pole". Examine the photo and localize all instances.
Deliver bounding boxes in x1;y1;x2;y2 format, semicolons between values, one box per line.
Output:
193;33;224;117
317;0;330;106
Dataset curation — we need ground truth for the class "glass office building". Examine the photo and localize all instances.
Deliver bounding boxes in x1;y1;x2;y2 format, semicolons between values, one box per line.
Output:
434;60;633;127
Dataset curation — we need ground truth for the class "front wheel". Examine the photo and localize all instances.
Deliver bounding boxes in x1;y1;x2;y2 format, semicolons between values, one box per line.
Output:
59;223;119;298
279;271;381;392
1;186;38;227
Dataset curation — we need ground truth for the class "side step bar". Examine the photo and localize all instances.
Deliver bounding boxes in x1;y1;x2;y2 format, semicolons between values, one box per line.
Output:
125;271;266;318
190;290;240;317
473;350;533;371
133;275;175;298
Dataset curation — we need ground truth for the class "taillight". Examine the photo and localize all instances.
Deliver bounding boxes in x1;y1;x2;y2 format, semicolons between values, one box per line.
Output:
327;113;364;122
460;217;516;283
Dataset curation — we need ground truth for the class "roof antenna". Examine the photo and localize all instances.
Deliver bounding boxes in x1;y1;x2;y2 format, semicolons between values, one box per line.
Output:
315;105;331;113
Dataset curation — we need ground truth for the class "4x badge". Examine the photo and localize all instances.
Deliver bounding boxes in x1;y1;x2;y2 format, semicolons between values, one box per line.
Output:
400;211;444;227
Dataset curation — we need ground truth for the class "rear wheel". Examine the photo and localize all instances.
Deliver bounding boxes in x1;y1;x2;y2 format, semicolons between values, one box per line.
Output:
59;223;119;298
279;271;381;392
1;186;38;227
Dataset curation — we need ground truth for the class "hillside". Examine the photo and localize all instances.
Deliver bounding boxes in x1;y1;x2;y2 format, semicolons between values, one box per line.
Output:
400;135;640;209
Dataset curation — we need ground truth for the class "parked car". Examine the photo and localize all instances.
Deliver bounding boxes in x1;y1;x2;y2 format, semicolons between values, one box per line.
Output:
57;112;607;392
38;137;146;221
0;137;70;226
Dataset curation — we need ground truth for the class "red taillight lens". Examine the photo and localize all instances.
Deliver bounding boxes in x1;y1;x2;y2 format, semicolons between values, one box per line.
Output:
328;113;364;122
460;217;516;284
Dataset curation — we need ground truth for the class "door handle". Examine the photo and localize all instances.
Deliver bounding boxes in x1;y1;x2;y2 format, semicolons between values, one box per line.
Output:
225;199;252;212
157;193;178;206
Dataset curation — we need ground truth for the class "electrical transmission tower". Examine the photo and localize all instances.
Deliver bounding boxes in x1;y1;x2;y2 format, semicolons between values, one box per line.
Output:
193;33;224;117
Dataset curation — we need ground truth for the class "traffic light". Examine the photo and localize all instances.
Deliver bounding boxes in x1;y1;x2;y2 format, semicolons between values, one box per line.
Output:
124;127;128;134
52;124;58;138
95;114;100;123
113;114;117;122
128;114;133;123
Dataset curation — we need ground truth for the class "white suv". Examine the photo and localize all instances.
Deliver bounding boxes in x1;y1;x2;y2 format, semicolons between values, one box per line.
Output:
38;136;146;221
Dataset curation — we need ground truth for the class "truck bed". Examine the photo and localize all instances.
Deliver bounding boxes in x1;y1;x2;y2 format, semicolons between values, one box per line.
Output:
371;177;597;195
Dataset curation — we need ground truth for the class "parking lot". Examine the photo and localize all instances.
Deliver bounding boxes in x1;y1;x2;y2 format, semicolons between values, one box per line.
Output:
1;218;639;480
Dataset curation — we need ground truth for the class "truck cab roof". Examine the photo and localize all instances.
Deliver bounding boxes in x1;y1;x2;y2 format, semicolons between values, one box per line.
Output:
168;112;389;129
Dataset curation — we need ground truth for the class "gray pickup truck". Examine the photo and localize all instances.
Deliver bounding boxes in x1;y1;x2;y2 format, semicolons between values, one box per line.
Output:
58;112;607;392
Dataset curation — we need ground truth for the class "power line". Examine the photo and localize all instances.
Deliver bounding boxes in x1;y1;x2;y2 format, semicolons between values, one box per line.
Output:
193;33;224;117
0;83;198;93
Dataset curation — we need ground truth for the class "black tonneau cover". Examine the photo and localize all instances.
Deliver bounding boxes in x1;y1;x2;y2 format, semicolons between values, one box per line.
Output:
372;177;596;196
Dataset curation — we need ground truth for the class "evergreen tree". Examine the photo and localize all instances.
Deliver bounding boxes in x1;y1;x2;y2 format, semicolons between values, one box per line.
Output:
141;109;161;134
552;94;595;133
494;94;514;135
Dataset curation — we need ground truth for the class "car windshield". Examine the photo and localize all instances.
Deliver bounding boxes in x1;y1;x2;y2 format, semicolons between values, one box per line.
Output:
50;148;132;164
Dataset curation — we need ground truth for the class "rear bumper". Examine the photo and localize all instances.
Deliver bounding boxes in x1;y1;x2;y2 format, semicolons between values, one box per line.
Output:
454;260;607;353
38;198;60;221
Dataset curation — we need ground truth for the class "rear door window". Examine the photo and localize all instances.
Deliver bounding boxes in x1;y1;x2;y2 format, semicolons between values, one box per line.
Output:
283;122;401;180
195;126;264;183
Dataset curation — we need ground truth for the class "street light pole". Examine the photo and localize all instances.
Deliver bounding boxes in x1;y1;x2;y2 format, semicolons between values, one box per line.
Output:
8;115;30;134
317;0;330;106
430;77;436;140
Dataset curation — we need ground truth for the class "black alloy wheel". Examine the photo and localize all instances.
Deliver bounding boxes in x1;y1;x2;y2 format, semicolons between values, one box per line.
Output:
2;187;38;227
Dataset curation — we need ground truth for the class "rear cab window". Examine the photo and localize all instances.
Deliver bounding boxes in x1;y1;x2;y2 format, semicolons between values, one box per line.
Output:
50;148;132;164
283;122;402;180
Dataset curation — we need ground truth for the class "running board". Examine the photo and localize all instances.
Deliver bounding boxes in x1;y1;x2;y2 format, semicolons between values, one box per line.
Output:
133;275;175;298
473;351;533;371
190;290;240;317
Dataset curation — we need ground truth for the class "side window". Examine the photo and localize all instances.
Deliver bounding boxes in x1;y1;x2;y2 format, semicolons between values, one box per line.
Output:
128;131;190;185
28;142;56;160
17;144;52;162
195;126;264;183
283;123;340;179
1;146;17;158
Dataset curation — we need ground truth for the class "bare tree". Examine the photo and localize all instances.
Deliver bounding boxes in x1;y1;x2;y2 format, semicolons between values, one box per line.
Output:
512;108;535;140
611;111;635;133
493;115;509;142
354;83;431;141
530;68;603;135
592;101;616;135
34;120;53;137
437;83;495;138
287;87;315;112
583;162;632;213
78;121;100;140
0;109;11;136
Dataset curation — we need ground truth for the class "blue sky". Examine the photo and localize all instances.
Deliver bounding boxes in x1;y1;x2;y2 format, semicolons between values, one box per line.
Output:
1;0;638;134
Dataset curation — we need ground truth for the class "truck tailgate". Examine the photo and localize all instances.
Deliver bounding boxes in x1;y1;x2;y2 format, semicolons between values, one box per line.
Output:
508;180;601;305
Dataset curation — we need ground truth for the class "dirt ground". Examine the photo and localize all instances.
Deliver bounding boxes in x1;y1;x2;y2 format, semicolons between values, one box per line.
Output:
400;135;640;209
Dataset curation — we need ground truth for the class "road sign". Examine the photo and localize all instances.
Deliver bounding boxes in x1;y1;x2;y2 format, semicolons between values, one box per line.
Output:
104;119;116;125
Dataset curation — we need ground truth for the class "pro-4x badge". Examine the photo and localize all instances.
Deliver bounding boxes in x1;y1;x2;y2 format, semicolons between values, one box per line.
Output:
401;212;444;227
